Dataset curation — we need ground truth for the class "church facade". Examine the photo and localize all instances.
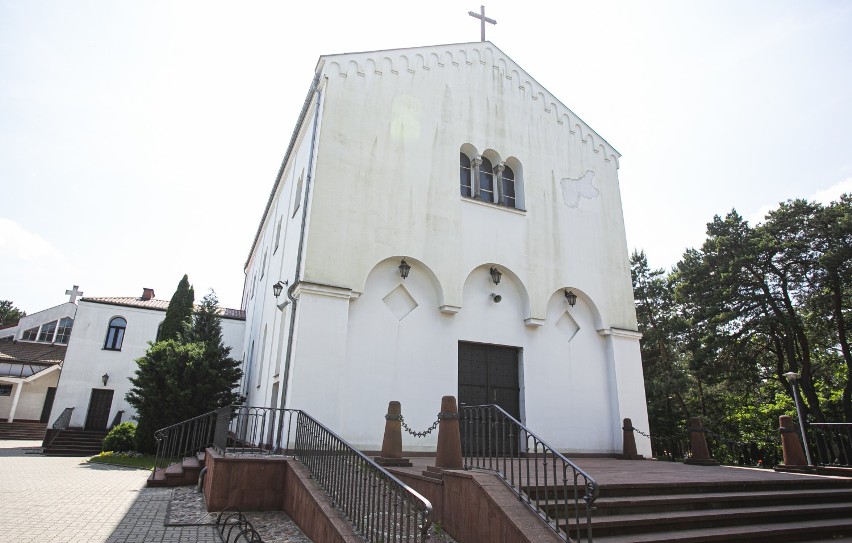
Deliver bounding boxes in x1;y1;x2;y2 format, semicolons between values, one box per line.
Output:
241;42;650;456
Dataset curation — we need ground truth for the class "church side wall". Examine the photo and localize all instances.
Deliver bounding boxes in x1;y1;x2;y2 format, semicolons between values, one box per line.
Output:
240;90;325;414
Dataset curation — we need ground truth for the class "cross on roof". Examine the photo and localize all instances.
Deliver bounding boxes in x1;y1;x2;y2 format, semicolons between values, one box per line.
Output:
65;285;83;303
468;5;496;42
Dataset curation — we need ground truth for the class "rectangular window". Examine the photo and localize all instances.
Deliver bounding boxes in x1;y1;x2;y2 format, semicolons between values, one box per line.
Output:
37;321;57;342
55;317;73;344
0;384;12;396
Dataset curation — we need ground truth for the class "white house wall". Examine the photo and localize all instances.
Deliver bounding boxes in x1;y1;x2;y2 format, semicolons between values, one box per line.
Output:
49;301;245;429
0;370;59;421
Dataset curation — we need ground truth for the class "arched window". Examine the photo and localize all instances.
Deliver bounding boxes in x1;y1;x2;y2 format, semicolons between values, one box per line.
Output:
459;153;472;197
500;165;516;208
104;317;126;351
479;157;494;202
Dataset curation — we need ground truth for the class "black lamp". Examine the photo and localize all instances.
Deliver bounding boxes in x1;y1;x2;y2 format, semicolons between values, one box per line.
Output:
272;281;286;298
399;259;411;279
102;373;109;386
490;267;502;285
564;290;577;307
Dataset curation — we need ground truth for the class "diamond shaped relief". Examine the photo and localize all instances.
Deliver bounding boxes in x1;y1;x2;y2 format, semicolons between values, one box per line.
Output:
556;311;580;342
382;284;418;321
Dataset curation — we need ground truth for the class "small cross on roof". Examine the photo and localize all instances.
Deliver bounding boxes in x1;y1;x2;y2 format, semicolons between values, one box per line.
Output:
65;285;83;303
468;5;497;42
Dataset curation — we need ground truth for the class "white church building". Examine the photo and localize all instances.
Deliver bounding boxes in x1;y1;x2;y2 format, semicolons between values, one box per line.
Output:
241;41;650;456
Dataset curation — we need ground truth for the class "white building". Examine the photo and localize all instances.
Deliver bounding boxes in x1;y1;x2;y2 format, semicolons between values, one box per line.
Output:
0;289;79;423
239;41;651;457
48;289;245;430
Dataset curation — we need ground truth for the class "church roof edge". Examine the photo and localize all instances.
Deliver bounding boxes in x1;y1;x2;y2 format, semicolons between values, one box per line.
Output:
80;297;246;321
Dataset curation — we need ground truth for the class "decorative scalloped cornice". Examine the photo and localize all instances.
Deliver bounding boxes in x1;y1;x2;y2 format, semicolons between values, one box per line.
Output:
319;41;620;167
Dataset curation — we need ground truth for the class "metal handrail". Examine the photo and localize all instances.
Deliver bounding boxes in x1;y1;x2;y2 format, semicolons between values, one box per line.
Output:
152;405;433;542
44;407;74;451
809;423;852;467
153;410;218;472
52;407;73;429
293;409;433;542
108;410;124;430
461;404;598;542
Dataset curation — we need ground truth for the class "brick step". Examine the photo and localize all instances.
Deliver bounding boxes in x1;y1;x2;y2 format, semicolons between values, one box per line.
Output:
543;487;852;517
147;453;205;488
525;478;852;500
43;430;107;455
572;502;852;538
592;517;852;543
0;422;47;440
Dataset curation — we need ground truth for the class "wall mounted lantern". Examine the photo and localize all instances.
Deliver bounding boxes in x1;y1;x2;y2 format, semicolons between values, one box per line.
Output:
490;267;502;285
102;373;109;387
272;280;287;298
564;290;578;307
399;259;411;280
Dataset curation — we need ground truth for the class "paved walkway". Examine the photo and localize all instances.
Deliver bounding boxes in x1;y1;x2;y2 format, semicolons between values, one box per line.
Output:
0;440;218;543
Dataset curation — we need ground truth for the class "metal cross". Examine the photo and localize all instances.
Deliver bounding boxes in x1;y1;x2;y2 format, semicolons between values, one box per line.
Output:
65;285;83;303
468;5;496;42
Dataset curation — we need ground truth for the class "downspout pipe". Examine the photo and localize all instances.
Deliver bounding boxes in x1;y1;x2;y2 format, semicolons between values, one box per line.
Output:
280;81;324;410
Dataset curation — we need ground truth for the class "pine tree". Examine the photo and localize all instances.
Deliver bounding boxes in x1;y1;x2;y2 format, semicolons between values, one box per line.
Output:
188;290;243;409
158;274;194;341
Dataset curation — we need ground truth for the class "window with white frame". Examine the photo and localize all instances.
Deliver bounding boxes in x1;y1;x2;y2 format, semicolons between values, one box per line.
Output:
21;327;39;341
55;317;74;344
37;321;57;342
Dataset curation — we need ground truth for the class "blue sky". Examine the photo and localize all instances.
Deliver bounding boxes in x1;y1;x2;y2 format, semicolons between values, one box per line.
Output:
2;0;850;313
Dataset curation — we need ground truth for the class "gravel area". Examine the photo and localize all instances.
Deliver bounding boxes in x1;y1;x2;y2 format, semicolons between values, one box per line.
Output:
166;485;457;543
167;486;311;542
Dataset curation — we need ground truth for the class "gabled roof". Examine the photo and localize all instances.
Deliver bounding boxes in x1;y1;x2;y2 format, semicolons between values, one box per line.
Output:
81;297;246;321
0;342;66;365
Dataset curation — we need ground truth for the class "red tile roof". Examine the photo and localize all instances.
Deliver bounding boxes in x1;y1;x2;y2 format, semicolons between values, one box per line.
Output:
81;297;245;320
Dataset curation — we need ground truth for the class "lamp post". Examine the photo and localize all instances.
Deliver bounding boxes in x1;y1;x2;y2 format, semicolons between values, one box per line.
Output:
783;371;813;466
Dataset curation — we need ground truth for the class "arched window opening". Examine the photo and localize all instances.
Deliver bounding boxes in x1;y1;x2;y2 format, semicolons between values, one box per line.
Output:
501;165;516;208
459;153;472;197
104;317;127;351
479;157;494;202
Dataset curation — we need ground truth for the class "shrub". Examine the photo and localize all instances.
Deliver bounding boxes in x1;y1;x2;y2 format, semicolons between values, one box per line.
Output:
102;421;137;452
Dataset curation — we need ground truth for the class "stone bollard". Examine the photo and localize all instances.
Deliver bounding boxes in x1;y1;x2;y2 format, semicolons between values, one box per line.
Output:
375;401;412;467
620;418;643;460
424;396;463;479
778;415;808;467
683;417;719;466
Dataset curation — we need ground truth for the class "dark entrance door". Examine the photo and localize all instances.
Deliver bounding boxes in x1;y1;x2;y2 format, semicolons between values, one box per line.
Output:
84;389;114;430
39;387;57;423
458;342;521;455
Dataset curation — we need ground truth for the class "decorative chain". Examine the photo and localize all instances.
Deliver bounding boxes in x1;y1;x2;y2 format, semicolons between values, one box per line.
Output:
628;425;687;443
397;413;441;438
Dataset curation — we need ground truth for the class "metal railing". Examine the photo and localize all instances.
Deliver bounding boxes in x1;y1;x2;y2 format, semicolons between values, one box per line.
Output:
461;404;598;542
153;406;433;542
292;410;432;542
44;407;74;451
153;410;218;472
810;423;852;467
108;410;124;430
634;422;782;467
217;508;264;542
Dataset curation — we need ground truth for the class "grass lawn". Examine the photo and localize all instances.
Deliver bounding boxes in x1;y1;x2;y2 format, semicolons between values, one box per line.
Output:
88;452;157;470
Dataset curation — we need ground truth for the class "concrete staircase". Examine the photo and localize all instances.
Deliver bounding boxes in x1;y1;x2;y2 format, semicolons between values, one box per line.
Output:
42;429;108;456
528;478;852;542
148;452;205;487
0;421;47;440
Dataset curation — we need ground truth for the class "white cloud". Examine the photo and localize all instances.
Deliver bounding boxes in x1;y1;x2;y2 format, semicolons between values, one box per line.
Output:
0;218;65;262
810;178;852;205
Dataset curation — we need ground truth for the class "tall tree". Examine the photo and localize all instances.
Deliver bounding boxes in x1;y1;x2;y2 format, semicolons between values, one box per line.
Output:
187;290;243;409
126;283;242;452
0;300;26;327
158;274;194;341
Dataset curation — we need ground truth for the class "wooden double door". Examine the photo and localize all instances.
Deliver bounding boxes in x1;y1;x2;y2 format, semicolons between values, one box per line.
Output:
458;342;521;455
85;389;114;430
